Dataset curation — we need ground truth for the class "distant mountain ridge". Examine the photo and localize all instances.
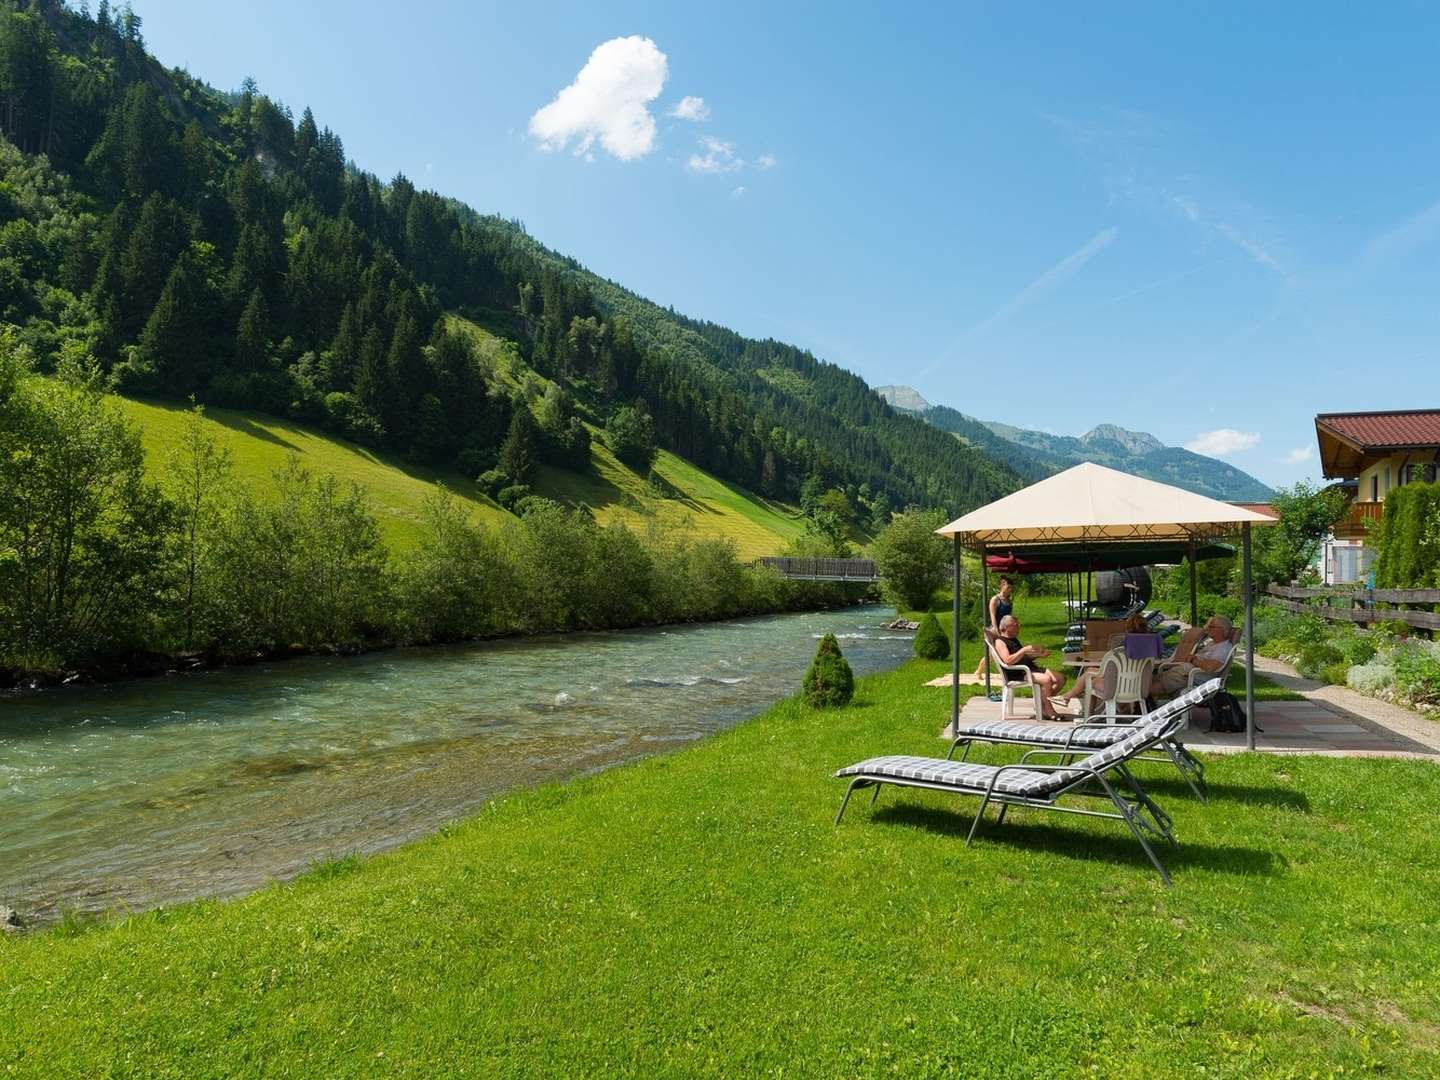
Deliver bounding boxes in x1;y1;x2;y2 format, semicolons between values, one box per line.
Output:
877;386;1273;502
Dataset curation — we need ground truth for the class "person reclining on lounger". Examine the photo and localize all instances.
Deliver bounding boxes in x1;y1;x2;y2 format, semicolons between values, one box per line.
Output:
992;614;1069;719
1151;615;1235;696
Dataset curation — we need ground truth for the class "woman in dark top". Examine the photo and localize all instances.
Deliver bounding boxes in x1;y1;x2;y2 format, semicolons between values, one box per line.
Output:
992;613;1069;719
971;576;1015;679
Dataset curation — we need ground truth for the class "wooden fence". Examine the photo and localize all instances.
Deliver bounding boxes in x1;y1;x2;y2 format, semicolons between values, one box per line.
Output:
1263;583;1440;631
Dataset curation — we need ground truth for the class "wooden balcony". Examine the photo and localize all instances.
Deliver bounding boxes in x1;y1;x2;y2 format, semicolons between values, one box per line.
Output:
1334;500;1383;539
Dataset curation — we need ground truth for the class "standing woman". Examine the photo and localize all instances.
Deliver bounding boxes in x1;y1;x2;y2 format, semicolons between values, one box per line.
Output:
971;575;1015;678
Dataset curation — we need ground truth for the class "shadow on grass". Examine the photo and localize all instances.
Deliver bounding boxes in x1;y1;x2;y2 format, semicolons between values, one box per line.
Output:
869;803;1285;878
205;408;302;452
1138;775;1312;811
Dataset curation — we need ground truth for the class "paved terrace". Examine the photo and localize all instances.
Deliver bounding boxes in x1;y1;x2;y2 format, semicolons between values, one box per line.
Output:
939;655;1440;760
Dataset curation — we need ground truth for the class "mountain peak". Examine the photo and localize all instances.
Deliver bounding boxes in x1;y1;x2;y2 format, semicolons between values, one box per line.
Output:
1081;424;1164;456
875;385;930;412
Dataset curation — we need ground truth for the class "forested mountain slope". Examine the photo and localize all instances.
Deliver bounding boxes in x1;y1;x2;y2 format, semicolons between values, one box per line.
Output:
0;0;1023;532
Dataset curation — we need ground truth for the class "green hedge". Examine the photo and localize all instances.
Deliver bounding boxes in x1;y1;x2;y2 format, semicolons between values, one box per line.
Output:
1373;481;1440;589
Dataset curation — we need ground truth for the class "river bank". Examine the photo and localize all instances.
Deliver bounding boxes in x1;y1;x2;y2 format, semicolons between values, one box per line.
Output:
0;592;878;694
1;605;910;926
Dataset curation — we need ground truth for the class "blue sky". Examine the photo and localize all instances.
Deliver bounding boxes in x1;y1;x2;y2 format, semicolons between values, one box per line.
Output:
136;1;1440;487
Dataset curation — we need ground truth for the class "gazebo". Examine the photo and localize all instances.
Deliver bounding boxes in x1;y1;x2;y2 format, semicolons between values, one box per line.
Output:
937;462;1277;750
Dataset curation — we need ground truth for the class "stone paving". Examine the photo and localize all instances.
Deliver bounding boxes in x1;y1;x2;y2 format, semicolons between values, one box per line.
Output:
941;655;1440;761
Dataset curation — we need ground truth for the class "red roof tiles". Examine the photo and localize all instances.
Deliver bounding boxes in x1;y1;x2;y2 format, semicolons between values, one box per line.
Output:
1316;410;1440;449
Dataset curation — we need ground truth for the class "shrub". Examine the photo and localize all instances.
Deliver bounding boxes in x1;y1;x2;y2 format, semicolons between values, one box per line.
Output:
1348;662;1395;694
496;484;531;510
1320;660;1351;686
1340;634;1377;667
1296;641;1344;680
476;469;508;497
1392;642;1440;706
1288;614;1330;647
913;611;950;660
802;633;854;708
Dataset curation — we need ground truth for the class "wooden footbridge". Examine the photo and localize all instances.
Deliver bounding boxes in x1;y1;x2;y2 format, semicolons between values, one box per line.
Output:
755;557;880;583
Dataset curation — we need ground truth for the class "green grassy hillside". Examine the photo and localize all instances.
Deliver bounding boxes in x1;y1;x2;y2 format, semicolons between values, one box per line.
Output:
118;395;806;558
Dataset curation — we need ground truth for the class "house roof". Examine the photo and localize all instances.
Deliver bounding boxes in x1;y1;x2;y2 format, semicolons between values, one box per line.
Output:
1315;410;1440;449
1314;410;1440;478
935;461;1275;548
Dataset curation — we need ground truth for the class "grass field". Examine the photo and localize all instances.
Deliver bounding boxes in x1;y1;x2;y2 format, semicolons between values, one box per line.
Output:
5;599;1435;1076
117;392;805;558
117;396;511;550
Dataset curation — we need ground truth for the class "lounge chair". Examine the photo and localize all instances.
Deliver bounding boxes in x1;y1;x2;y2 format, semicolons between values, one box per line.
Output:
833;681;1224;885
946;668;1207;802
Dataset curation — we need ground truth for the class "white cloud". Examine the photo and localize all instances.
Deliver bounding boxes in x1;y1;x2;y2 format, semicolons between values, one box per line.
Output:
687;135;743;174
1282;445;1315;465
1185;428;1261;457
731;185;747;198
756;153;777;170
529;36;668;161
669;95;710;122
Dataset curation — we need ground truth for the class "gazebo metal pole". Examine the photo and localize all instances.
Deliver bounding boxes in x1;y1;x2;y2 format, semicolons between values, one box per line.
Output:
1188;537;1198;627
980;543;991;698
951;537;961;738
1243;522;1256;751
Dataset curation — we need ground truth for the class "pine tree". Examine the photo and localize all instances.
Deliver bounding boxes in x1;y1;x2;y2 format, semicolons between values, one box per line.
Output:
498;408;536;485
326;303;360;391
353;325;388;422
132;253;205;394
234;287;269;371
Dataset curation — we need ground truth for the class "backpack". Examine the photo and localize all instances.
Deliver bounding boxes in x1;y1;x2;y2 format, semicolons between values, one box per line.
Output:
1206;691;1252;734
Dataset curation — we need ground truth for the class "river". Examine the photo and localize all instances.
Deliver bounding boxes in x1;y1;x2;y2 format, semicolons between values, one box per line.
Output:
1;606;911;924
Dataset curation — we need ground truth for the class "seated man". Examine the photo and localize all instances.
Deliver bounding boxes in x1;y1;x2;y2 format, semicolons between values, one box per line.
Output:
992;614;1069;720
1151;615;1236;696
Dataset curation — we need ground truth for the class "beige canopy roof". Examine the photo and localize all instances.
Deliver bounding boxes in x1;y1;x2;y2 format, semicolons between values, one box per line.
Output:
936;461;1277;548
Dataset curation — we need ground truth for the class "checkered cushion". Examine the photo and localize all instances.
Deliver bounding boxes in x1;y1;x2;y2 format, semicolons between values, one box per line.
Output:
958;719;1125;749
835;755;1058;796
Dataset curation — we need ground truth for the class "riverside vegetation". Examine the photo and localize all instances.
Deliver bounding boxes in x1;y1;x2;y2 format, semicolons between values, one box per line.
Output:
0;344;864;683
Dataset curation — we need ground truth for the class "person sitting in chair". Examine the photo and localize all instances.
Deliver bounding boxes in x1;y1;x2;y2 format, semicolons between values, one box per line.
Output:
1151;615;1235;696
970;575;1014;679
992;613;1069;719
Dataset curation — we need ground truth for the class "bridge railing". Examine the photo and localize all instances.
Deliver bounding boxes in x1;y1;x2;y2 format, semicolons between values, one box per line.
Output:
756;557;879;581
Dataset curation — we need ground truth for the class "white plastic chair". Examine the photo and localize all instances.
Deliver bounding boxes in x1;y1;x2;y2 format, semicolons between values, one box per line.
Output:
986;631;1044;722
1083;647;1154;725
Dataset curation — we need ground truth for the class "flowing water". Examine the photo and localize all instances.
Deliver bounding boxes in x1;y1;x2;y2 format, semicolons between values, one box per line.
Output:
1;606;910;924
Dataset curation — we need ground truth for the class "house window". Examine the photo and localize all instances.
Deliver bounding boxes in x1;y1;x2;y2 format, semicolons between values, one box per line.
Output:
1407;463;1438;485
1371;475;1378;501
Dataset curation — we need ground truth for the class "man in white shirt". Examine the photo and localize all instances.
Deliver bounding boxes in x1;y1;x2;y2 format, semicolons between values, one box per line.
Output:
1153;615;1236;696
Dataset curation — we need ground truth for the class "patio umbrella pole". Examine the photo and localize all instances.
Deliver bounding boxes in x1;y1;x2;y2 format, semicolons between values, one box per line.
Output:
951;537;961;737
1243;522;1255;751
980;543;990;699
1188;537;1198;627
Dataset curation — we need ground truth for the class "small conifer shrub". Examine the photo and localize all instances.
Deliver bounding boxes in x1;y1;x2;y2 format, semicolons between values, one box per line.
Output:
802;633;855;707
913;611;950;660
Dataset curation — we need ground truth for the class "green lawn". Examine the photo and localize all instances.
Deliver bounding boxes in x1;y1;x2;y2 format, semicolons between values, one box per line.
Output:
3;619;1436;1074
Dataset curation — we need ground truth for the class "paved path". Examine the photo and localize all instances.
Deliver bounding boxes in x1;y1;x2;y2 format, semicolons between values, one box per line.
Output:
942;658;1440;760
